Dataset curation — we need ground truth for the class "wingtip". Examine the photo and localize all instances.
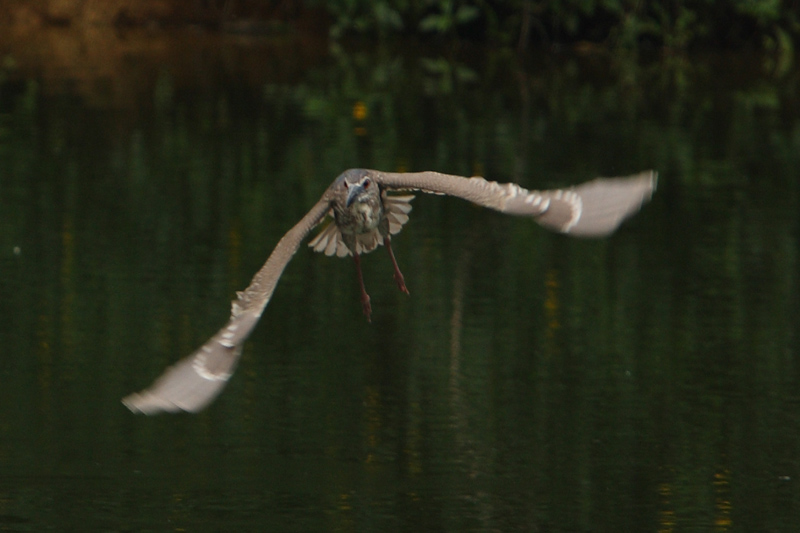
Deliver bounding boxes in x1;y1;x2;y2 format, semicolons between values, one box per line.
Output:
632;169;658;199
629;169;659;207
121;395;137;413
651;170;659;192
121;392;178;415
121;393;149;415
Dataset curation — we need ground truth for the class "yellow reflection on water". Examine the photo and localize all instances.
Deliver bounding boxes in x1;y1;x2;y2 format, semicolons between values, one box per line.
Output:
714;468;732;530
658;481;675;533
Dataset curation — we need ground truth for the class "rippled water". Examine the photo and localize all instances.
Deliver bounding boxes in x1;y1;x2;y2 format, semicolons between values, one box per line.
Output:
1;32;799;531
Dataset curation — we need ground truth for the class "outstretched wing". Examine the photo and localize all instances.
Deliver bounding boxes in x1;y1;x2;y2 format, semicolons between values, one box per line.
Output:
122;192;333;415
122;169;656;415
375;170;656;237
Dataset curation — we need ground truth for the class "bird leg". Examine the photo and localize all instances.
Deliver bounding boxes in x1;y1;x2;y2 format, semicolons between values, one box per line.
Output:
384;236;409;295
352;252;372;322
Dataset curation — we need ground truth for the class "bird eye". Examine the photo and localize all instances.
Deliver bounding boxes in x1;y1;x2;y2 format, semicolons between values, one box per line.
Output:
344;181;349;189
363;178;371;188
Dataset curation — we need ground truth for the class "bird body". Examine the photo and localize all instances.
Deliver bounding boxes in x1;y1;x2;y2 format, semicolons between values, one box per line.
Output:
309;169;414;258
123;168;657;415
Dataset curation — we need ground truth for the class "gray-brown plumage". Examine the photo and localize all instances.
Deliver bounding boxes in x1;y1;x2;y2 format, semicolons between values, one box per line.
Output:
122;168;657;415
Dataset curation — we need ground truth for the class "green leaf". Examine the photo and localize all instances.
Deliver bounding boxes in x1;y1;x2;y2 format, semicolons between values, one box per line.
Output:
419;14;448;32
374;3;404;31
455;5;479;24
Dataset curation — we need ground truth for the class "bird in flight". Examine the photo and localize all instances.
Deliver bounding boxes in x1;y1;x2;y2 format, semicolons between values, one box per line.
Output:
123;168;656;415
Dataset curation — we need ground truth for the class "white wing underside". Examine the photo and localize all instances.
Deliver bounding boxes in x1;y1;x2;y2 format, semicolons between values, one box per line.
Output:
308;194;414;257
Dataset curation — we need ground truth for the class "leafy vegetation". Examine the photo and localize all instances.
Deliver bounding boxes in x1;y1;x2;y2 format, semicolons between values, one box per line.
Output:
308;0;800;52
1;0;796;53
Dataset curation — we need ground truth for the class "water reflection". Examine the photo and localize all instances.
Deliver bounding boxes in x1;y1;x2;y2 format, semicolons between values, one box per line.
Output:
1;30;800;531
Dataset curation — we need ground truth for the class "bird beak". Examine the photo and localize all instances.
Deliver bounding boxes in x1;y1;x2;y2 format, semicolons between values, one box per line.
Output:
345;184;365;207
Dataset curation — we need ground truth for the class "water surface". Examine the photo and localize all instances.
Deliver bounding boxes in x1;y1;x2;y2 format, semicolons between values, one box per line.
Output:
1;32;799;531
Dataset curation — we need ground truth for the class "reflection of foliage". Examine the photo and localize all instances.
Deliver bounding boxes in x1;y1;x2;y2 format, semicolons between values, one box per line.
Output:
3;46;800;530
418;57;479;94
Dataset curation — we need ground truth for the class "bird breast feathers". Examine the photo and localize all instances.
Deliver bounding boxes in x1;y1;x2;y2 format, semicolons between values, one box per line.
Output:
308;193;414;257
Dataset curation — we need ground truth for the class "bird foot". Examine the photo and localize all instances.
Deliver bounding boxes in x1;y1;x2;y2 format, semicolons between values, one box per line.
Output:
394;271;409;295
384;236;409;295
361;293;372;322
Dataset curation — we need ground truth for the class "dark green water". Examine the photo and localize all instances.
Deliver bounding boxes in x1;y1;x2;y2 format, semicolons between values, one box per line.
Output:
1;35;799;531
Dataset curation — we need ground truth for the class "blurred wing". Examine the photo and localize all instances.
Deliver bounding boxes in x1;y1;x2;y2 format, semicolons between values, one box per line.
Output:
376;170;656;237
121;312;259;414
122;194;333;415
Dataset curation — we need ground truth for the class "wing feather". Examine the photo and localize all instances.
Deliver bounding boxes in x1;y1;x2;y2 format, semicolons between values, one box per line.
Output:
123;168;656;415
308;219;339;257
123;192;333;415
376;170;656;237
307;192;415;257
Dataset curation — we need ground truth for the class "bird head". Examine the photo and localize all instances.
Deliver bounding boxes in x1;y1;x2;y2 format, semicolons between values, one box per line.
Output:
342;170;377;207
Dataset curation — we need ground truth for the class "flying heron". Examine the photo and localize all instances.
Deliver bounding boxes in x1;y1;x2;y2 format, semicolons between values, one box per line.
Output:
123;168;656;414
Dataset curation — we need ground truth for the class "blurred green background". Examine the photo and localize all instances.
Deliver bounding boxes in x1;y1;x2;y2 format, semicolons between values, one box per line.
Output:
1;5;800;532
